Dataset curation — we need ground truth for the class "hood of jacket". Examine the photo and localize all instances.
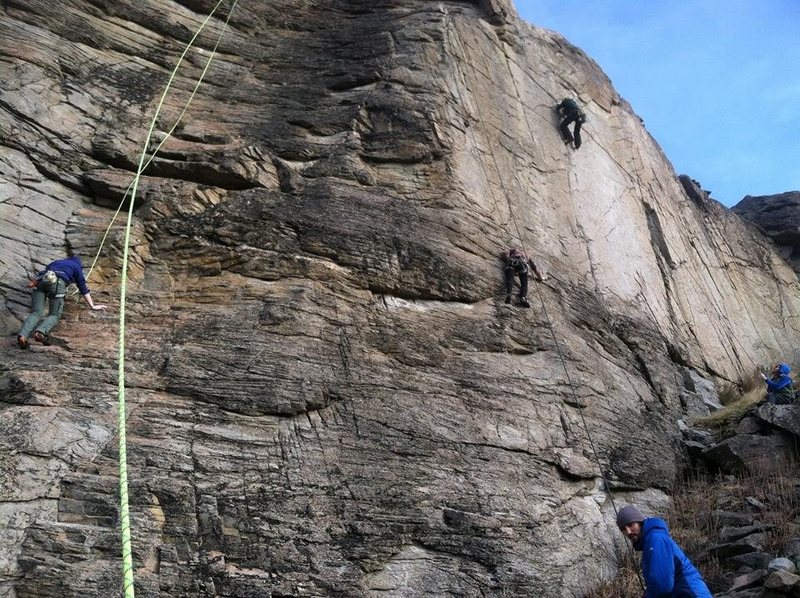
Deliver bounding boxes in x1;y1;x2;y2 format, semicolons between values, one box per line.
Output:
778;363;791;376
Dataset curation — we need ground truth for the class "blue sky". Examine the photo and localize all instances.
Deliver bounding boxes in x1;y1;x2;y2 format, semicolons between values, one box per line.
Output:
515;1;800;207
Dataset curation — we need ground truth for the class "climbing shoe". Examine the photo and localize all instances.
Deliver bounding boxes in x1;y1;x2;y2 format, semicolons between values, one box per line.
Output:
17;335;29;350
504;294;512;304
519;297;531;308
32;331;50;345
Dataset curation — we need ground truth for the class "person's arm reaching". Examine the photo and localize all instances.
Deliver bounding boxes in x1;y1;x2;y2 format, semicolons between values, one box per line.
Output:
766;376;791;391
528;259;547;281
82;292;107;311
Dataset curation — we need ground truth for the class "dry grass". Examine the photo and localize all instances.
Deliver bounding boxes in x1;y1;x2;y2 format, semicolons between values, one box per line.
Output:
669;458;800;588
668;474;727;592
717;382;742;406
588;457;800;596
692;364;786;435
585;550;643;598
712;456;800;554
692;387;762;435
668;474;721;554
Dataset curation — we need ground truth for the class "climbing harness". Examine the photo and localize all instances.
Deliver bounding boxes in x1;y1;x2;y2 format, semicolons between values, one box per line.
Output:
507;255;529;273
42;270;58;285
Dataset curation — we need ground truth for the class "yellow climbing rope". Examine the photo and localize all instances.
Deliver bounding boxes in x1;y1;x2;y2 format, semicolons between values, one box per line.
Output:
114;1;237;595
85;0;237;285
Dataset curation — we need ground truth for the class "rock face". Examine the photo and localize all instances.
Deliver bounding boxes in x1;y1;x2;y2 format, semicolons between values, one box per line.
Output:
733;191;800;272
2;1;800;597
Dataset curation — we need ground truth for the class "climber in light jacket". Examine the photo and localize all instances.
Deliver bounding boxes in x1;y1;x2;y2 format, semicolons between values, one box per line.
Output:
617;505;712;598
761;362;794;405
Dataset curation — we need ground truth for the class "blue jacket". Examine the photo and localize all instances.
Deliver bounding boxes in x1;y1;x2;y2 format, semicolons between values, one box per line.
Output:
635;518;711;597
766;363;793;392
41;256;90;296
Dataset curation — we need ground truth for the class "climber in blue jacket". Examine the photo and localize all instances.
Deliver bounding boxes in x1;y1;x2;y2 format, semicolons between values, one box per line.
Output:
17;255;107;349
617;505;712;598
761;362;794;404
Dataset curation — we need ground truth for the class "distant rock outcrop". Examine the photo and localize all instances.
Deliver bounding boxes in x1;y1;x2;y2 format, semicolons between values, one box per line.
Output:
2;1;800;596
733;192;800;272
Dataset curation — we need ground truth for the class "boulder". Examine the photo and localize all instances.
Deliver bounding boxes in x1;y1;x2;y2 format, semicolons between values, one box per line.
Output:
770;558;797;574
764;569;800;592
726;552;772;572
678;419;717;446
720;524;773;543
702;434;795;473
703;533;768;561
729;569;768;592
678;419;717;461
756;404;800;438
737;416;764;435
715;511;757;527
684;439;712;460
681;366;723;414
714;588;765;598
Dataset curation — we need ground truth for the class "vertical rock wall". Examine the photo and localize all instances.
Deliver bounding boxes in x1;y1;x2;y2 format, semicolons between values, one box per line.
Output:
1;0;798;596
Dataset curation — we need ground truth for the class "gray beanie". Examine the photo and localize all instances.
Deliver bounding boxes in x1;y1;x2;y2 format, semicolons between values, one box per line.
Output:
616;505;645;528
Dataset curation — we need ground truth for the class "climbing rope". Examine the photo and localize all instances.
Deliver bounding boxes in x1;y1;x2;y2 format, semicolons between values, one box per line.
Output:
490;40;657;596
488;38;686;593
452;25;620;509
114;1;237;595
84;0;237;287
447;22;650;590
442;21;513;232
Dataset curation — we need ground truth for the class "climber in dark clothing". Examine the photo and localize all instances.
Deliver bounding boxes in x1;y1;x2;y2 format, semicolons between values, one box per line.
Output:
617;505;712;598
17;255;107;349
556;98;586;149
761;362;794;405
503;247;545;308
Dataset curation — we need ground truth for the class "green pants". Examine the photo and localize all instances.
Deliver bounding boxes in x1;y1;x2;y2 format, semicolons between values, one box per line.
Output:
19;278;67;337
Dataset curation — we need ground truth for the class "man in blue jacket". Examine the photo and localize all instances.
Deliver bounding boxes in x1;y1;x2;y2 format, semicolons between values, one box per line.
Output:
616;505;712;597
17;255;107;349
761;362;794;404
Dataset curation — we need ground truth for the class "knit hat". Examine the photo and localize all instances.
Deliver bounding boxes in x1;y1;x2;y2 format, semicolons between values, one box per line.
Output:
616;505;645;528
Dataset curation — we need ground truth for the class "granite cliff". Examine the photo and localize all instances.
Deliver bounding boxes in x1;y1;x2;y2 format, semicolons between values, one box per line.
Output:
1;0;799;596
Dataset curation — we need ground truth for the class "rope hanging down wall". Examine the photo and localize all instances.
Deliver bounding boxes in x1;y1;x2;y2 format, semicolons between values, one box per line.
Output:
447;16;621;515
113;1;238;595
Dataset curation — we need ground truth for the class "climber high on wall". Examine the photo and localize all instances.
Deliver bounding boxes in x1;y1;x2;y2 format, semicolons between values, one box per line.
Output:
556;97;586;149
